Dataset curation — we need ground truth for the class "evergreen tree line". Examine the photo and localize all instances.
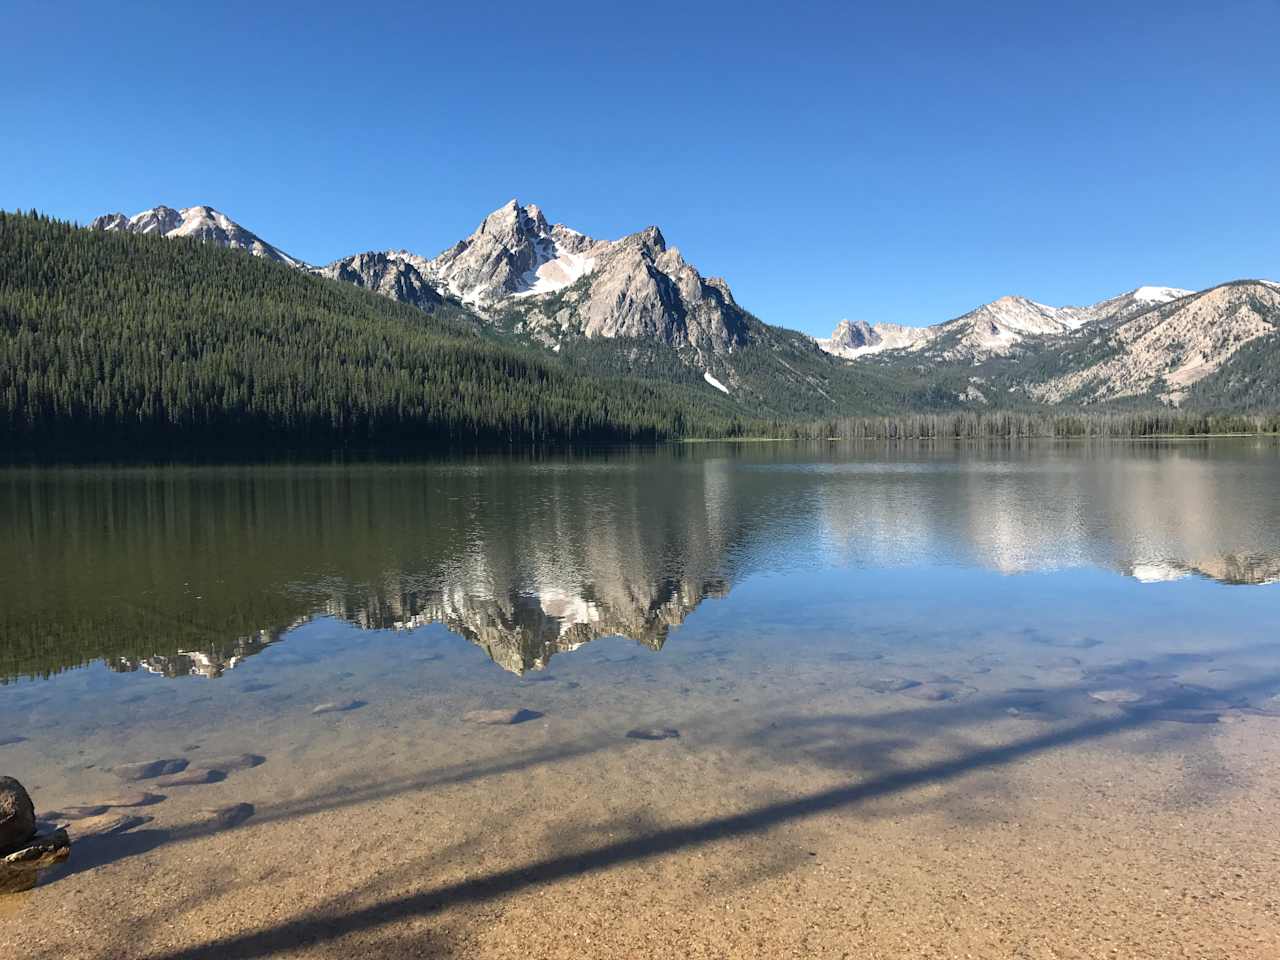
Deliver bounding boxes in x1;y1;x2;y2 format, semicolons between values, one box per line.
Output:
2;210;1276;457
780;410;1280;440
0;211;750;456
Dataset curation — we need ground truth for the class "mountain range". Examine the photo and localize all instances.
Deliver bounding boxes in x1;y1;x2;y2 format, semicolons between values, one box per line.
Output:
83;200;1280;413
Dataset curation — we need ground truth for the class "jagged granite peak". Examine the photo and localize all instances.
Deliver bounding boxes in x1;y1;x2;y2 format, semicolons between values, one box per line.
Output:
316;251;443;311
818;319;931;359
90;204;306;268
518;223;749;354
426;199;606;307
419;202;748;354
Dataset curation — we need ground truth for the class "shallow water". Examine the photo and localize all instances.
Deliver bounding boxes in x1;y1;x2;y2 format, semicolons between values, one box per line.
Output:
3;441;1280;958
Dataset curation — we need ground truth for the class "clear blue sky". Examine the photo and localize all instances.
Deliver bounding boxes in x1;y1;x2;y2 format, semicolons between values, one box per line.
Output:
4;1;1277;335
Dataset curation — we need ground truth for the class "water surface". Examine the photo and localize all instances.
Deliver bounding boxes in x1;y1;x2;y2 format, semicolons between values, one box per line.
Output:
3;441;1279;958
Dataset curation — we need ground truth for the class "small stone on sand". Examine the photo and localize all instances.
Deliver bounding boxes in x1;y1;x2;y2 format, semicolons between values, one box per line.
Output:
113;759;188;782
201;803;255;830
99;792;163;808
311;700;364;715
1088;689;1145;704
626;727;680;740
462;708;542;725
71;812;149;838
903;685;958;701
862;678;921;693
152;768;225;788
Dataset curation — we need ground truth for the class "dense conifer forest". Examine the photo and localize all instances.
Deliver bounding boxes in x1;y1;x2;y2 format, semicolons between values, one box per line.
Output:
2;210;1277;458
0;211;750;455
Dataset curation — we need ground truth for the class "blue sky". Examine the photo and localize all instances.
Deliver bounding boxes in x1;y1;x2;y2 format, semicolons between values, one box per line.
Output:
4;1;1277;335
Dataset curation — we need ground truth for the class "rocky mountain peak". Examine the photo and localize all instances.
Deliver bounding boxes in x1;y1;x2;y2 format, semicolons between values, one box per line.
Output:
89;212;129;232
620;225;666;254
90;204;305;268
817;319;929;359
477;199;550;245
317;251;443;311
429;200;570;307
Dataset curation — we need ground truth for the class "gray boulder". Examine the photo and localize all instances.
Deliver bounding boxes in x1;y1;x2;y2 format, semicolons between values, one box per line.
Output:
0;777;36;853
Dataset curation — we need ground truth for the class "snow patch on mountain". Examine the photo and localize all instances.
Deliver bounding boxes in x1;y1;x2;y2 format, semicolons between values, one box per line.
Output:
703;371;730;393
513;241;600;298
1133;286;1193;303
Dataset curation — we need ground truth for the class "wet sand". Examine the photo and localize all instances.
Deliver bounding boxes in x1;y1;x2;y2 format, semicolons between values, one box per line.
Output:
4;616;1280;959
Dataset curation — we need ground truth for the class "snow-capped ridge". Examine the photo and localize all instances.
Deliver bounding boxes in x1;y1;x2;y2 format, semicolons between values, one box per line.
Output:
91;204;305;268
816;285;1205;362
1133;285;1193;304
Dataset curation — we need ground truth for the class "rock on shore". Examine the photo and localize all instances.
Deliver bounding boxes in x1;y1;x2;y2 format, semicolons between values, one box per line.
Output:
0;777;36;852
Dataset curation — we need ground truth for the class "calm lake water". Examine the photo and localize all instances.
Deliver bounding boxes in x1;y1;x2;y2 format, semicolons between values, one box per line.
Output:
3;441;1280;959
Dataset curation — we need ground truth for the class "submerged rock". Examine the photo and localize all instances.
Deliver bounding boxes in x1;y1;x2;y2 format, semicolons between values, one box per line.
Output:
1089;689;1145;704
113;758;188;782
311;700;364;715
626;727;680;741
462;708;542;726
70;812;150;838
199;754;265;772
0;826;70;894
902;685;958;702
861;677;921;694
152;768;225;788
201;803;255;830
830;651;884;663
0;737;27;748
0;778;36;853
98;792;164;808
40;804;109;822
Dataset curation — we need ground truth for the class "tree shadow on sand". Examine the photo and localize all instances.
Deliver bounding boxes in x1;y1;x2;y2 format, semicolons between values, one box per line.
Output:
120;661;1280;960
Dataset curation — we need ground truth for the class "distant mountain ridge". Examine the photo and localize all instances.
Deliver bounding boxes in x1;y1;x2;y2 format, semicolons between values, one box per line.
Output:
96;200;752;359
817;287;1194;361
91;205;307;269
86;201;1280;411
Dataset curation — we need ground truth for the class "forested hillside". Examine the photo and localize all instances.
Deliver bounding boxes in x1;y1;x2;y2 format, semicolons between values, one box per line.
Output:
0;212;751;454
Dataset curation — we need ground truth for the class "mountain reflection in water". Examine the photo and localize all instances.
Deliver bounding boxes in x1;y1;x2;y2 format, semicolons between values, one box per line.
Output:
2;440;1278;682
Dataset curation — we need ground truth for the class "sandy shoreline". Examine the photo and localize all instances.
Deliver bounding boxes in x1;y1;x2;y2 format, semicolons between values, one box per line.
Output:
4;620;1280;959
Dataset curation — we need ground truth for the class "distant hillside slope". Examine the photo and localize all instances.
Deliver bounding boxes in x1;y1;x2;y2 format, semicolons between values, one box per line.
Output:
0;212;751;453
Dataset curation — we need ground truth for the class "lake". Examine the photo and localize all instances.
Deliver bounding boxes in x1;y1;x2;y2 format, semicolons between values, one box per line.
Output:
3;440;1280;958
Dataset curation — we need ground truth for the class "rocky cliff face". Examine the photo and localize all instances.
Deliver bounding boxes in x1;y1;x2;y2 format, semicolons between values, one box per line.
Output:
316;251;444;311
1030;281;1280;404
426;200;605;307
501;221;750;354
91;205;306;268
310;199;751;355
818;319;930;358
